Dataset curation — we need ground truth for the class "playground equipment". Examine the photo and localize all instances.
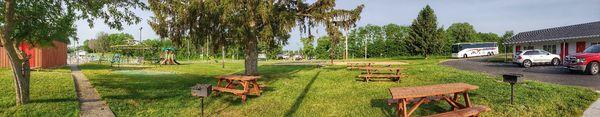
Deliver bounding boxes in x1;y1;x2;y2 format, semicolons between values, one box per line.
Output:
160;47;180;65
110;45;150;66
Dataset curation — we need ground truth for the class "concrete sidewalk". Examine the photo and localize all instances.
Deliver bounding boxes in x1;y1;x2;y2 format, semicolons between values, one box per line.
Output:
70;64;115;117
583;91;600;117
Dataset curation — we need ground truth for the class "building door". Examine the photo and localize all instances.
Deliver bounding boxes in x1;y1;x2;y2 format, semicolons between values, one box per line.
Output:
561;42;568;60
576;42;586;53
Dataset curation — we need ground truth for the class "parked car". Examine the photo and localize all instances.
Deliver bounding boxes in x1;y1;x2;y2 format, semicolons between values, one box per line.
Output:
514;49;561;68
564;45;600;75
292;55;303;60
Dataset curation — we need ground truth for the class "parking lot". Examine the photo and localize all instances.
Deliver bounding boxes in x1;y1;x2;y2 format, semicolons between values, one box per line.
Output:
442;56;600;90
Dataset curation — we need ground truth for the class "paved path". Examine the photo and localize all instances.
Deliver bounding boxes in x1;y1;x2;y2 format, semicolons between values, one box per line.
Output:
442;56;600;90
442;57;600;116
70;64;115;117
584;91;600;117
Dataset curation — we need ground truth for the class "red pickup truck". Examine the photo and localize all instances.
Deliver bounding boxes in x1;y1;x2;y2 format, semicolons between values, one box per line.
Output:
564;45;600;75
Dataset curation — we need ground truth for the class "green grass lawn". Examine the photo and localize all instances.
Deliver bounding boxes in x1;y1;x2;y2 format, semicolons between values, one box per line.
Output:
480;54;513;63
0;68;79;116
79;57;598;116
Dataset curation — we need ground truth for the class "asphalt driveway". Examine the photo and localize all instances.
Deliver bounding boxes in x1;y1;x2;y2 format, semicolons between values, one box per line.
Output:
441;56;600;90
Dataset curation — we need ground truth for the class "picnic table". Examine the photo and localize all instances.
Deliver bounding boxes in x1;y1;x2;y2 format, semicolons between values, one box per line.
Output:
388;83;489;117
213;75;261;103
357;67;403;82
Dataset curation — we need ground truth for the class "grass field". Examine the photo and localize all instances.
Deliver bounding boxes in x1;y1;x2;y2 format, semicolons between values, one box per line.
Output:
0;68;79;116
79;57;598;116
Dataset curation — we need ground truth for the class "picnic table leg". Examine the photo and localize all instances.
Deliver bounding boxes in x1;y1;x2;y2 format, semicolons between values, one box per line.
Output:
395;99;402;117
225;80;236;89
214;79;223;96
251;80;261;96
401;99;408;117
452;93;460;110
463;92;472;108
241;81;250;103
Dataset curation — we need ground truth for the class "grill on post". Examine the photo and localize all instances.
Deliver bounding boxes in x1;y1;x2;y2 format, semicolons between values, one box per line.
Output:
191;84;212;117
502;73;523;104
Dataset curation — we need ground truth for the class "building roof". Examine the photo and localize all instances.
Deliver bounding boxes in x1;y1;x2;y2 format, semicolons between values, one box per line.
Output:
505;21;600;44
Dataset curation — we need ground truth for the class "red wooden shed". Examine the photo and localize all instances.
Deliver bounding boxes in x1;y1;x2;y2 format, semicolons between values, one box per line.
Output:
0;41;68;69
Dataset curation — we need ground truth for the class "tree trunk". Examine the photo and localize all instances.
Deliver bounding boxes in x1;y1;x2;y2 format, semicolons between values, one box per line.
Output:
1;0;29;106
329;43;335;65
244;37;259;76
2;43;30;105
221;45;225;68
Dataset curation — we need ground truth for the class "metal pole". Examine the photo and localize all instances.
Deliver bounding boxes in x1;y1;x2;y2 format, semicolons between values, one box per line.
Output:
510;83;515;104
505;44;508;62
201;98;204;117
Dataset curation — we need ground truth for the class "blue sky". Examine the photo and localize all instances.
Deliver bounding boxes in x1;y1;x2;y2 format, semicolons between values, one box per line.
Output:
73;0;600;50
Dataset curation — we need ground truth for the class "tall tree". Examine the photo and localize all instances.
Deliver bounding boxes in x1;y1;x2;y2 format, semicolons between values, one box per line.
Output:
300;36;316;58
149;0;363;75
407;5;445;58
297;1;364;64
0;0;146;105
383;24;411;56
500;31;514;53
447;22;477;43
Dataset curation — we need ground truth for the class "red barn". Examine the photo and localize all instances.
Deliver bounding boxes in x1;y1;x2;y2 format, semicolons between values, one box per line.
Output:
0;41;68;69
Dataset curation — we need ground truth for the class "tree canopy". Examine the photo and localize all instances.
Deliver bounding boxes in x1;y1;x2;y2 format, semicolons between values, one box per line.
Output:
406;5;446;58
0;0;146;105
447;22;477;43
148;0;363;75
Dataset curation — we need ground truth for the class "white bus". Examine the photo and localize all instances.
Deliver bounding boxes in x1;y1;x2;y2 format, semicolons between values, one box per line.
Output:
451;42;499;58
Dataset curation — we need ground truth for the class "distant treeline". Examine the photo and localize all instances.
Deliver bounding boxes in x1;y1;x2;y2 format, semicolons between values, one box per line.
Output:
302;6;514;59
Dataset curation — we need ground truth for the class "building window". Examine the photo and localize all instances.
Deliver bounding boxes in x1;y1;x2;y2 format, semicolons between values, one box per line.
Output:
592;42;600;45
524;46;534;50
543;45;557;54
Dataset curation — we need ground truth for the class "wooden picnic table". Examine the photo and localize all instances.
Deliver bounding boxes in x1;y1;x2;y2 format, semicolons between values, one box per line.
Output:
213;75;261;103
357;67;403;82
388;83;479;117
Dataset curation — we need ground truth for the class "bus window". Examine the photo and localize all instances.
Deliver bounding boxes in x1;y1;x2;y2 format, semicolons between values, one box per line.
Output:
452;45;461;53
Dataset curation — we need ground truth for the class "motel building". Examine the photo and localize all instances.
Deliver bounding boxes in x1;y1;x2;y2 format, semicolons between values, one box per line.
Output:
504;21;600;60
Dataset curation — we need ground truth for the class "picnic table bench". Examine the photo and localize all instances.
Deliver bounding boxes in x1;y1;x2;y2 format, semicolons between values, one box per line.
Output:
213;75;261;103
357;67;403;82
347;62;374;70
388;83;489;117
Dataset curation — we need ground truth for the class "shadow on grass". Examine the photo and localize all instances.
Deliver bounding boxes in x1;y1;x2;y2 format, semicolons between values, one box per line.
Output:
284;71;320;116
79;63;156;71
370;99;395;117
90;72;217;102
252;65;318;84
30;98;77;104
